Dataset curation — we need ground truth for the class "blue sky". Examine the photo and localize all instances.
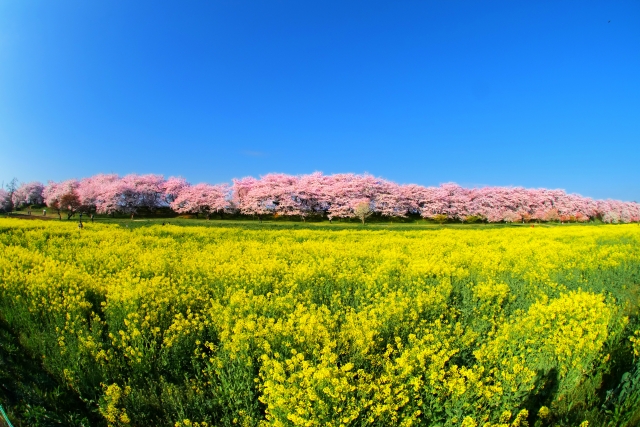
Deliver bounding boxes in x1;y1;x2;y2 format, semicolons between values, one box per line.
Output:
1;1;639;201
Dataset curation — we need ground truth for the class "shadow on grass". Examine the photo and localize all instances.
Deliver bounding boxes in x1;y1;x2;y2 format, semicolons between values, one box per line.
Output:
0;320;103;427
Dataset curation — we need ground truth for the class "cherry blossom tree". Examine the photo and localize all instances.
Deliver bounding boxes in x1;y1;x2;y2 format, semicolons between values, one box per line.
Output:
415;183;470;220
164;176;189;205
232;176;273;219
258;174;301;218
0;189;10;212
96;174;165;218
171;183;230;219
293;172;327;220
44;180;80;219
543;208;560;222
77;174;120;214
373;180;412;218
323;174;382;220
394;184;423;217
502;210;521;223
35;172;640;224
601;207;620;224
11;181;44;209
323;174;352;219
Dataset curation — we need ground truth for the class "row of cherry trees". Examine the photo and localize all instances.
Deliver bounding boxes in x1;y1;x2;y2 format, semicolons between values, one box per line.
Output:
2;172;639;223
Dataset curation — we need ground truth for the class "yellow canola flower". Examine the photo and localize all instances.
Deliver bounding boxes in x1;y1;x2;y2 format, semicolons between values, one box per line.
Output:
0;219;638;426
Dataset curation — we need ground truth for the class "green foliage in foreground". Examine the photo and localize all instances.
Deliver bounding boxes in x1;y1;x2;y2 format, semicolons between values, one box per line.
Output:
0;319;98;426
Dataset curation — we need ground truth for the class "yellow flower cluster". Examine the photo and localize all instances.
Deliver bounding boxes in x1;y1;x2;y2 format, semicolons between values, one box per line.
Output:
100;383;132;426
630;329;640;358
0;219;638;426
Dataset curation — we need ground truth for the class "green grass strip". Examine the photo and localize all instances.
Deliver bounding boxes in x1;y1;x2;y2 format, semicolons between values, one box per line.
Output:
0;404;14;427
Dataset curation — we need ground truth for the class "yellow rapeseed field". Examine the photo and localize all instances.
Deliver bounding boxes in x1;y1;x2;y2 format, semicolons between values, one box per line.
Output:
0;219;639;427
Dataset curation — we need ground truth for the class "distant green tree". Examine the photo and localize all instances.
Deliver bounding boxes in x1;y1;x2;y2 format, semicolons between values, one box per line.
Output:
432;214;448;224
464;215;483;224
354;201;373;225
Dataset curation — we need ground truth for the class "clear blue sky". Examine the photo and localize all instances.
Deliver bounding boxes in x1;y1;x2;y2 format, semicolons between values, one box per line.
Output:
1;1;638;201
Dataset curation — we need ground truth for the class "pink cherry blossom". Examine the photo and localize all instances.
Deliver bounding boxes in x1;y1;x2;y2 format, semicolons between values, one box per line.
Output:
0;189;10;212
95;174;165;215
164;176;189;204
11;181;44;208
171;183;230;219
40;172;640;224
44;179;80;218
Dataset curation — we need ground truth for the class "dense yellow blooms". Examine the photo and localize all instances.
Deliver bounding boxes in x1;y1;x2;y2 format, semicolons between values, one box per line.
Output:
0;219;638;426
100;383;132;426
